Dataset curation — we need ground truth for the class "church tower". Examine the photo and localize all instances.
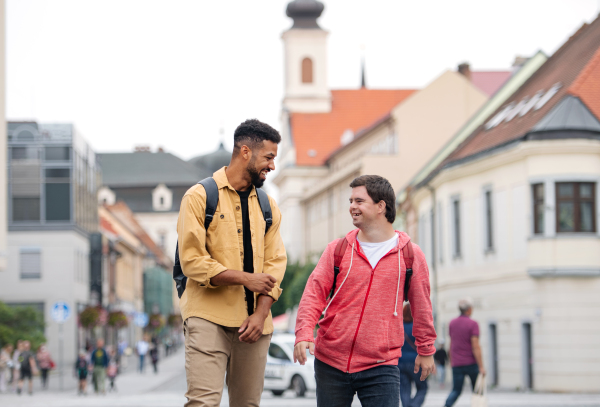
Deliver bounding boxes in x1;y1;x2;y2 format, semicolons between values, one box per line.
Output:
282;0;331;113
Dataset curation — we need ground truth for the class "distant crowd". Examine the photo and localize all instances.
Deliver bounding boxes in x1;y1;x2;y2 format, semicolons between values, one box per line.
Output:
0;340;54;395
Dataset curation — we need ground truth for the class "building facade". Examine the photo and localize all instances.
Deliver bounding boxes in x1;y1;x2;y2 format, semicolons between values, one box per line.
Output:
0;122;100;367
0;0;6;272
398;18;600;392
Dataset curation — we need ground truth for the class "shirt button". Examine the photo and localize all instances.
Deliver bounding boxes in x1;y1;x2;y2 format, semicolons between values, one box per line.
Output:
236;206;240;210
238;229;241;233
220;214;224;219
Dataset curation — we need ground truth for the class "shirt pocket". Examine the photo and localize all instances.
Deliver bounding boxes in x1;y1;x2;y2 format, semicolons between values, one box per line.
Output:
208;211;239;249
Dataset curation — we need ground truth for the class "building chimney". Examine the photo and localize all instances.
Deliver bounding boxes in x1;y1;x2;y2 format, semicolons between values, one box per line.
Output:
458;62;471;81
134;145;151;152
511;56;529;74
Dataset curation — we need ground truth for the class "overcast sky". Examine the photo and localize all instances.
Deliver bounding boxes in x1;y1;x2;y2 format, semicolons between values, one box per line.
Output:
7;0;600;160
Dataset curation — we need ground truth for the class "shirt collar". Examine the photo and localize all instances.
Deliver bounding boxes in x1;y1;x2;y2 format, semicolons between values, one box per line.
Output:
213;166;256;197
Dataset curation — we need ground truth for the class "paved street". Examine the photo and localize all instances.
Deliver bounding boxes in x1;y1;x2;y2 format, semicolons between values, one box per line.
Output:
1;349;599;407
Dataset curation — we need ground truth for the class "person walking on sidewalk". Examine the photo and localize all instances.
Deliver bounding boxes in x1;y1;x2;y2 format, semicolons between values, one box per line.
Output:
90;338;109;394
150;336;159;374
106;348;118;392
177;119;287;407
398;303;429;407
136;335;149;373
74;350;89;395
434;339;448;388
294;175;436;407
17;341;37;395
444;298;486;407
0;344;13;393
36;344;54;390
11;340;23;392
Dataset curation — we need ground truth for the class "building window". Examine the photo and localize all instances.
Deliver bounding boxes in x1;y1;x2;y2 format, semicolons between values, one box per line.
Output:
301;57;313;84
13;198;41;221
532;183;544;234
484;189;494;251
556;182;596;233
20;248;41;279
45;146;70;161
452;197;461;258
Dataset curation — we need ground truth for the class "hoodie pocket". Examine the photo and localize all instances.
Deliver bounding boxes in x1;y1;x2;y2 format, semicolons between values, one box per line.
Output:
352;320;390;363
388;318;404;352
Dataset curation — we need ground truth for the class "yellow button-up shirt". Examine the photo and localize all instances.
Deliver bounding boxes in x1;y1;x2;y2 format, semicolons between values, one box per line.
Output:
177;167;287;333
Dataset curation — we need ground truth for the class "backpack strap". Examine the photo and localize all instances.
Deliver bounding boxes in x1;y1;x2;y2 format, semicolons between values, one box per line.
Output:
198;177;219;229
255;187;273;234
329;237;349;299
173;177;219;298
402;241;414;301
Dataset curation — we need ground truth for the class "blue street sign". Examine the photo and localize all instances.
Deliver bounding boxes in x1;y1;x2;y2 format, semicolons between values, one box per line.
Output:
51;302;71;324
134;312;149;328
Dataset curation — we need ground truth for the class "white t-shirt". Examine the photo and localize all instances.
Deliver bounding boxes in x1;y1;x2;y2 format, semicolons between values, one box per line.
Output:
136;340;149;355
357;234;398;269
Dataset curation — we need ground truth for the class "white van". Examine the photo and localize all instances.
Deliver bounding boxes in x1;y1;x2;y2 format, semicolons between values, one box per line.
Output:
264;333;316;397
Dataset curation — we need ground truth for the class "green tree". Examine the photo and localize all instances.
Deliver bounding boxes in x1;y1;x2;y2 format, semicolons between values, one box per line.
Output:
0;301;46;349
272;261;316;317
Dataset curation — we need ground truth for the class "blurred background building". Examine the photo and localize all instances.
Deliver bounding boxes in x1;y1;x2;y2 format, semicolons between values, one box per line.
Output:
0;0;6;274
398;16;600;392
0;121;100;367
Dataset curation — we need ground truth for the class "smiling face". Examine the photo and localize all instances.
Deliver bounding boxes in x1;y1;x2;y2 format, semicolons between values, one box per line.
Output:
246;140;278;188
349;186;386;229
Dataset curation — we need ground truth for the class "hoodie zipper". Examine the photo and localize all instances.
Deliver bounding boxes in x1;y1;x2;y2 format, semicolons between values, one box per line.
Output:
345;240;399;373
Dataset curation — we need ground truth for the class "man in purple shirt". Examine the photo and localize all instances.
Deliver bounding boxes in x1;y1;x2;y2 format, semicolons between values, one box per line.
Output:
444;298;486;407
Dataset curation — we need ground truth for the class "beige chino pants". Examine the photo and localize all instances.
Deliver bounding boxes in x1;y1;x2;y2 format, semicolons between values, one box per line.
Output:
184;317;271;407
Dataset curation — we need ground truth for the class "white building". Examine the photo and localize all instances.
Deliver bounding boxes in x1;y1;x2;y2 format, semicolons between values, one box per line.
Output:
0;122;100;367
398;17;600;392
0;0;7;272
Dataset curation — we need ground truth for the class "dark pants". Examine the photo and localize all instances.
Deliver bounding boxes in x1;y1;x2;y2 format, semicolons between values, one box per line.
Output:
40;369;49;388
315;358;400;407
444;364;479;407
398;361;428;407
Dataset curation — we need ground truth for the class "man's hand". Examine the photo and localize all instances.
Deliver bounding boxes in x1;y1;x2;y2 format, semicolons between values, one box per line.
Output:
414;355;435;381
243;273;277;295
238;313;266;344
293;341;314;365
479;367;486;376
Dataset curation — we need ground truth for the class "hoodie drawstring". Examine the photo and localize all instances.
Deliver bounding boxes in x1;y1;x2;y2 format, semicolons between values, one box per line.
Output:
322;242;355;317
393;243;401;317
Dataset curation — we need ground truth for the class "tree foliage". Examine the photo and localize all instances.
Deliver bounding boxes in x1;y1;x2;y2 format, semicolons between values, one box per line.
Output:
0;301;46;349
271;261;316;317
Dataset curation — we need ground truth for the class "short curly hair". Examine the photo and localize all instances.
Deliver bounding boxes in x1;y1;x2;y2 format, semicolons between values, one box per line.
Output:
233;119;281;156
349;175;396;223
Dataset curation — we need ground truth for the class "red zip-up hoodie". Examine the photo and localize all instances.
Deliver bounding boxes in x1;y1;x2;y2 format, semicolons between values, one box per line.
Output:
295;229;436;373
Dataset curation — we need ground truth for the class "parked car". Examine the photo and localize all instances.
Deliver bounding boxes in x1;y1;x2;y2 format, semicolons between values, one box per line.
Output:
264;333;316;397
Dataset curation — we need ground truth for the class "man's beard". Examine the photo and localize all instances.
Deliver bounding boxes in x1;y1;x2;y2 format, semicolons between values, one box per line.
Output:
247;159;266;188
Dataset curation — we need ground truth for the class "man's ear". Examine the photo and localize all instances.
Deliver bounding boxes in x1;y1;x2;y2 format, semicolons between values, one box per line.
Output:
379;200;386;215
240;145;253;161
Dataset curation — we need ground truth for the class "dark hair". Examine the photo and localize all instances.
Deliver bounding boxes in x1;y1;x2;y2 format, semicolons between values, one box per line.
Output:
233;119;281;156
403;303;413;323
349;175;396;223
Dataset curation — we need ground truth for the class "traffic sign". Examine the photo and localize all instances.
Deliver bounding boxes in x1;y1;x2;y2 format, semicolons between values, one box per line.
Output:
134;312;149;328
51;302;71;324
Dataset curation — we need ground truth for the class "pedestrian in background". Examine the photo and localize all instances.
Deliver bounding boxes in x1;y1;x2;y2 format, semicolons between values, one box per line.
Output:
0;344;14;393
11;340;23;392
36;344;54;390
294;175;436;407
17;340;37;395
136;335;149;373
444;298;486;407
74;350;89;395
90;338;109;394
150;336;159;374
106;347;118;392
434;339;448;388
398;303;429;407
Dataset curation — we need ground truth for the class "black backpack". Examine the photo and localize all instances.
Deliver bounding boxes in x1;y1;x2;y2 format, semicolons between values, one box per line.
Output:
173;177;273;298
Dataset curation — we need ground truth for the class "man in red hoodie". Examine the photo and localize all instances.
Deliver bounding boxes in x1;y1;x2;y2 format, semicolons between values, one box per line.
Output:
294;175;436;407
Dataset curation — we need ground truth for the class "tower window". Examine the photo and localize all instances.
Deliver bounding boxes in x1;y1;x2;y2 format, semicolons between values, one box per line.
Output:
302;57;313;84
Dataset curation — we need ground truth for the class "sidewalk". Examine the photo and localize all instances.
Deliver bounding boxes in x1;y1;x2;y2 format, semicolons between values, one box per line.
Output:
0;348;186;406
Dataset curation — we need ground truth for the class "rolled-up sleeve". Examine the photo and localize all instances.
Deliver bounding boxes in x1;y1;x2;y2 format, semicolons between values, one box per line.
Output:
177;190;227;288
261;197;287;302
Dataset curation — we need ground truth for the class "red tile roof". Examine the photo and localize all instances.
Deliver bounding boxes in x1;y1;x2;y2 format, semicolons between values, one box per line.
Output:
568;45;600;118
440;17;600;167
290;88;416;166
471;71;512;97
